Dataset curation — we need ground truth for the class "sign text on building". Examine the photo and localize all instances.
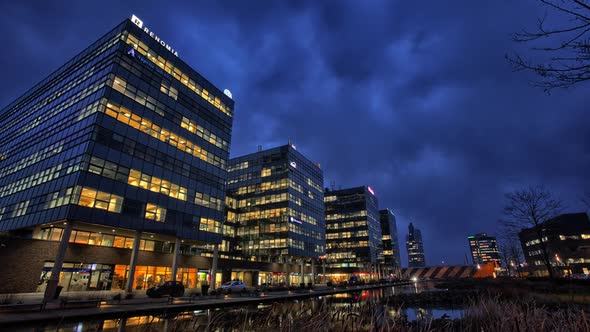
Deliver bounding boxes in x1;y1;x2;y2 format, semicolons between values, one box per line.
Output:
131;14;179;57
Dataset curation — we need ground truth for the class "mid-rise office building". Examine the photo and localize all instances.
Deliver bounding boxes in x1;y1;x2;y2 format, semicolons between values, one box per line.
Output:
324;186;382;282
519;213;590;276
406;223;425;267
379;209;401;276
224;144;325;285
0;15;235;296
468;233;500;265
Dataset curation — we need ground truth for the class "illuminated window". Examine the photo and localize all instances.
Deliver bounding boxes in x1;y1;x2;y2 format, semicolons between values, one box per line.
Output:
160;80;178;100
125;34;233;117
128;169;187;201
145;203;166;222
88;156;129;182
11;200;29;217
76;187;123;213
324;196;336;202
195;192;223;211
227;161;248;172
199;218;221;234
103;101;224;168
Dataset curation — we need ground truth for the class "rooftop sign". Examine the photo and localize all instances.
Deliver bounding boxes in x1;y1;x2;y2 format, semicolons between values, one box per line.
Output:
131;14;179;57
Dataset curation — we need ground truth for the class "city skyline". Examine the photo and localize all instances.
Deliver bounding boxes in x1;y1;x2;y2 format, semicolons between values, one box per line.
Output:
1;2;589;266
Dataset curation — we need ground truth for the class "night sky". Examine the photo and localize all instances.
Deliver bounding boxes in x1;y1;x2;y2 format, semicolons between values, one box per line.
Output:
1;1;588;266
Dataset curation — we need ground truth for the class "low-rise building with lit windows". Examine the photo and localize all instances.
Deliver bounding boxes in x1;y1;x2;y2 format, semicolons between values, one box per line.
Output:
324;186;382;282
222;144;325;286
468;233;500;266
519;213;590;277
379;209;401;277
0;15;235;296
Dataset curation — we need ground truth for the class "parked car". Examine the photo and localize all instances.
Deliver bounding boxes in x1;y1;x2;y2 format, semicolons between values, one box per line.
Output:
218;280;247;293
146;281;185;298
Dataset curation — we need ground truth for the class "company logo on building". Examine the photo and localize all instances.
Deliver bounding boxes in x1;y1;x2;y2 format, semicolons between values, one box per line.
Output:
131;14;179;57
127;46;159;73
223;89;233;99
289;216;302;224
367;186;375;196
289;161;297;168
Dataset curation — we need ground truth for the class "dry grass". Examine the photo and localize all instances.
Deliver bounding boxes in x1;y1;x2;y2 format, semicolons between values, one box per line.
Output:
458;297;590;332
158;296;590;332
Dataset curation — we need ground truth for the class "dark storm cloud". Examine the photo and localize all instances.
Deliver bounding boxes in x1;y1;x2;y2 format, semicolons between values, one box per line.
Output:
1;0;588;265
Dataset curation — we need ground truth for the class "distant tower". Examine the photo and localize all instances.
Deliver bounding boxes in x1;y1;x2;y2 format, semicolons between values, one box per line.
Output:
468;233;501;265
406;223;426;267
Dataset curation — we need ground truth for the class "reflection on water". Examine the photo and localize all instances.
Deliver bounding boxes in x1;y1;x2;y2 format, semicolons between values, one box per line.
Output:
11;283;464;331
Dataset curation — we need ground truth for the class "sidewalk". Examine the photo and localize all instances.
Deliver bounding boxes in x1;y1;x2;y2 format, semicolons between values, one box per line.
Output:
0;283;405;328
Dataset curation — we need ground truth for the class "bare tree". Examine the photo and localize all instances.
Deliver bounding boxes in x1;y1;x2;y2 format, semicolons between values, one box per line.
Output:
497;225;525;277
501;185;563;279
507;0;590;91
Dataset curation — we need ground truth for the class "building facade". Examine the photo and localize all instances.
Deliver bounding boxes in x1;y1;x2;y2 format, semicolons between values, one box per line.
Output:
0;16;235;295
324;186;382;282
379;209;401;277
406;223;425;268
223;144;325;285
468;233;500;266
519;213;590;277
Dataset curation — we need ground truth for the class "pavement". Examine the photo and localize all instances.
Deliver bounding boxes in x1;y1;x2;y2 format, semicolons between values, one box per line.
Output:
0;282;408;328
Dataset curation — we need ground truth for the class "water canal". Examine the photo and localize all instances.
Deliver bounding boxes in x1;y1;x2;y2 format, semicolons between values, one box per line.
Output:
10;282;464;331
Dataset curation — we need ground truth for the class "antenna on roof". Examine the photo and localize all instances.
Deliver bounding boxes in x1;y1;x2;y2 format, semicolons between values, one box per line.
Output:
258;145;262;152
330;180;336;191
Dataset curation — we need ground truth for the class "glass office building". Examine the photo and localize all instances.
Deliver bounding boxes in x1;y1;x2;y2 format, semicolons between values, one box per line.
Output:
223;144;324;285
379;209;401;276
406;223;426;267
468;233;501;265
324;186;382;282
0;16;234;295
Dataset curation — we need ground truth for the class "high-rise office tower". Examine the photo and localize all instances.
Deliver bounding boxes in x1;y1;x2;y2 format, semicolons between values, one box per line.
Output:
324;186;382;281
224;144;325;285
406;223;426;267
468;233;501;265
0;15;234;296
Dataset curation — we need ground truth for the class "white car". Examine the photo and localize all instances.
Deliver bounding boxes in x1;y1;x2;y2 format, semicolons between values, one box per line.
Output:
219;280;247;293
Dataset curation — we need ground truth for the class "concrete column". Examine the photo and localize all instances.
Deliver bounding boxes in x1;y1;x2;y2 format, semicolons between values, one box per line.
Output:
210;244;219;290
117;318;127;332
322;260;326;283
252;271;260;287
125;231;142;293
300;259;305;284
311;259;315;286
171;238;180;282
44;222;73;301
377;263;381;279
285;256;290;287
